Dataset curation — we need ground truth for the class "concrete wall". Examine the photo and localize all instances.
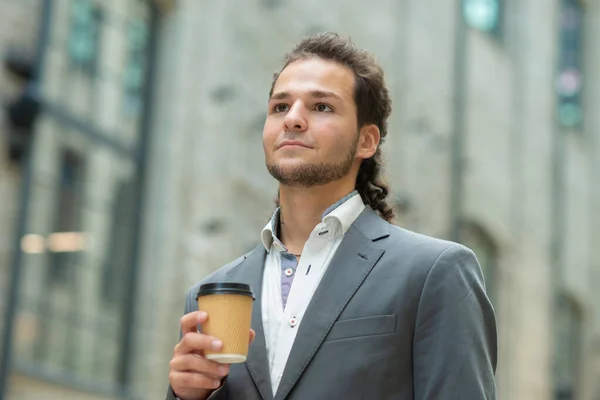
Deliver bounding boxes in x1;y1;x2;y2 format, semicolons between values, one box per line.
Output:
140;1;600;400
1;0;599;399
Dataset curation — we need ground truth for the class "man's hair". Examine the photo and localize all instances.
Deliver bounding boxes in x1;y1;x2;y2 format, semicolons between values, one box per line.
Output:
270;32;394;222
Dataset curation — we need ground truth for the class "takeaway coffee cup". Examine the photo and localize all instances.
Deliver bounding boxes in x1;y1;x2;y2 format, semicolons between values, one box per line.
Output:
196;282;255;364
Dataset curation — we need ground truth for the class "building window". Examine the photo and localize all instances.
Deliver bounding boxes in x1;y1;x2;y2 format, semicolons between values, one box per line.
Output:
556;0;584;129
460;223;497;300
101;181;136;305
14;124;140;388
47;149;86;284
462;0;503;38
555;295;583;400
123;19;150;117
67;0;103;74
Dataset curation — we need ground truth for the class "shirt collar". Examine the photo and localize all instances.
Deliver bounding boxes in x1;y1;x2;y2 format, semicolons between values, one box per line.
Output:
260;190;365;252
261;208;285;253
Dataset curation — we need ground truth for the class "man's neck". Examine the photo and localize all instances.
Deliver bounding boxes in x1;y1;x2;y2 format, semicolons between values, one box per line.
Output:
278;181;355;256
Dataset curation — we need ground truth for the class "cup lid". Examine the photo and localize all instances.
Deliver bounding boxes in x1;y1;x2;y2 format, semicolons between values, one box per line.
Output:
196;282;255;300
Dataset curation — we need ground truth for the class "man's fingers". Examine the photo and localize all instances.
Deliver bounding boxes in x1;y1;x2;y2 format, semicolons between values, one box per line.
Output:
249;329;256;344
169;370;223;391
175;332;223;355
170;353;230;379
180;311;208;334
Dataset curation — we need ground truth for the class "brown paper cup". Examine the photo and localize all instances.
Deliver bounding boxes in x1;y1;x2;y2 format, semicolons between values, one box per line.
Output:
196;282;254;364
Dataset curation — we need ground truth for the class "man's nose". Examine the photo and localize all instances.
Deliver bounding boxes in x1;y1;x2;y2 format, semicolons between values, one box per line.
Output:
283;103;308;132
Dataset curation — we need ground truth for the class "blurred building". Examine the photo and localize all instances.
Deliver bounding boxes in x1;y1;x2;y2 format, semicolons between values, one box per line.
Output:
0;0;599;399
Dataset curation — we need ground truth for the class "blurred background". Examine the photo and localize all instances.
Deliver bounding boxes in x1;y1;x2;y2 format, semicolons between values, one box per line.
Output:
0;0;598;399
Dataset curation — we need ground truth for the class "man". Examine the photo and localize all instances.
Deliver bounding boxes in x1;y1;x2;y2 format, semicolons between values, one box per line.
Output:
167;32;497;400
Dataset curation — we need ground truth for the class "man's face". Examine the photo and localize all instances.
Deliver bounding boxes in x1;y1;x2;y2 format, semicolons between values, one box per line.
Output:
263;58;362;187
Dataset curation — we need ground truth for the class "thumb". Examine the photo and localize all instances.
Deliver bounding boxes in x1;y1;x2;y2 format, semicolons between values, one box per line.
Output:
249;329;256;344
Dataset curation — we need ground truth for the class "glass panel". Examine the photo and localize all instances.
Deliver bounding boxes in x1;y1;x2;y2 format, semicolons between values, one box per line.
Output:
462;0;502;37
122;19;149;119
47;149;86;285
117;13;151;144
557;0;584;129
12;112;139;386
555;296;582;399
67;0;102;73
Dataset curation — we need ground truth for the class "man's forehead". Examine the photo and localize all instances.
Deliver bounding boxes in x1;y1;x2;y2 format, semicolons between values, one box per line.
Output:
273;59;355;100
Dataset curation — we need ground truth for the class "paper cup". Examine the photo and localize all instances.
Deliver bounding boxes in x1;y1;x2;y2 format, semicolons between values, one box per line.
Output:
196;282;254;364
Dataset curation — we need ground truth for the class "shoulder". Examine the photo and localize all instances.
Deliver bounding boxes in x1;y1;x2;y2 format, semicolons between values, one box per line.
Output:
383;224;479;277
386;224;468;258
356;207;473;266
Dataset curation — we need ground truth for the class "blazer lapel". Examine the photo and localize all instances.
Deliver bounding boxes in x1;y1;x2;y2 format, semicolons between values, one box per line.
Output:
274;208;389;400
226;246;273;400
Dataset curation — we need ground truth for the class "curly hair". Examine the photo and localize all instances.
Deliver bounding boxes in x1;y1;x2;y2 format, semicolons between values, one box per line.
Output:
270;32;394;222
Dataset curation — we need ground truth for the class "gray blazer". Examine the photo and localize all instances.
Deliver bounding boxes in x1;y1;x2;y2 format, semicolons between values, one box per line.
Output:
167;207;497;400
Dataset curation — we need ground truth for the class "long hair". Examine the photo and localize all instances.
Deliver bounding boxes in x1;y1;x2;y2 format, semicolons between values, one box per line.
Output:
270;32;394;222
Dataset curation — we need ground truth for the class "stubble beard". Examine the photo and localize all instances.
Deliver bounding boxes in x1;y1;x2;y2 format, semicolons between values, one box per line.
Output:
266;138;358;187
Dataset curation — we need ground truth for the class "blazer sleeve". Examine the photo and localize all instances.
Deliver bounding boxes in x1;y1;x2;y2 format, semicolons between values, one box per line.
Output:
165;287;227;400
165;259;246;400
413;244;498;400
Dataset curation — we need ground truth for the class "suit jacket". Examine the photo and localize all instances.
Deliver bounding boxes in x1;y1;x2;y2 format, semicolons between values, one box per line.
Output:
167;207;497;400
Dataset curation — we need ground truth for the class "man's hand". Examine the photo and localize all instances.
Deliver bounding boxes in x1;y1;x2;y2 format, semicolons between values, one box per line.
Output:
169;311;256;400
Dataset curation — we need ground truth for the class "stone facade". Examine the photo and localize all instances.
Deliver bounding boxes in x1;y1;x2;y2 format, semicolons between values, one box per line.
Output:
0;0;599;399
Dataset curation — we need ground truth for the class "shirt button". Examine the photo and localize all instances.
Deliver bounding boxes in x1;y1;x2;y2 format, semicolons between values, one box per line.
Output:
284;268;294;277
289;318;298;327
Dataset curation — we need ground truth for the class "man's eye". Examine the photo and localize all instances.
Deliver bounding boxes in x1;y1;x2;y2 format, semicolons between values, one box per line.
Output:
315;103;333;112
274;104;289;113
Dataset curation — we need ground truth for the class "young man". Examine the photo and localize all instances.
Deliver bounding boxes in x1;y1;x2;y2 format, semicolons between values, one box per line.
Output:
167;32;497;400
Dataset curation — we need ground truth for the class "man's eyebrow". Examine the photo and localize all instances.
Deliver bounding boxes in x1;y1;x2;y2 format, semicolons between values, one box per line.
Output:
269;90;343;101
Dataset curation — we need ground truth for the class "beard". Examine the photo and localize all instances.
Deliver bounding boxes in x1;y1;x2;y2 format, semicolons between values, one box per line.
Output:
266;137;358;187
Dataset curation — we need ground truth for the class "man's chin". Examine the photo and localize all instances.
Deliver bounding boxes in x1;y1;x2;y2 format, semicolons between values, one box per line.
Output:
267;166;314;187
266;161;306;176
266;160;351;187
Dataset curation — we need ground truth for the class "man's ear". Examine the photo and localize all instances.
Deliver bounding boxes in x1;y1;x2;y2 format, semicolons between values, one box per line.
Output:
356;124;380;159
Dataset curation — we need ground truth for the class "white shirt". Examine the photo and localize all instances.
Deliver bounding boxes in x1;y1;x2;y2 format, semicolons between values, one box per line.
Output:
260;191;365;396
